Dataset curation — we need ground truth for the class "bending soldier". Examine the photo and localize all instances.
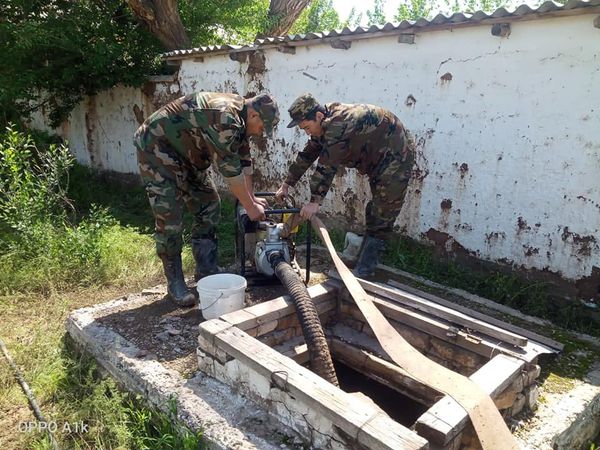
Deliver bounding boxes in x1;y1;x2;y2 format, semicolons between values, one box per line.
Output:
276;93;414;277
135;92;279;306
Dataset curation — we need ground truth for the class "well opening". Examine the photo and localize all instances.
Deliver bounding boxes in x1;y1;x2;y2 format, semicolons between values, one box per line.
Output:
332;359;430;427
198;279;552;450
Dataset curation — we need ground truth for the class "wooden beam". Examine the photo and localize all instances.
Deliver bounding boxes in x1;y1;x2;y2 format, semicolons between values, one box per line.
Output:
398;34;415;44
213;326;429;450
277;45;296;54
229;51;249;62
415;354;524;446
332;273;528;347
370;278;527;346
218;280;338;331
330;38;351;49
276;336;309;364
491;23;511;37
384;277;562;351
329;337;440;406
338;289;530;362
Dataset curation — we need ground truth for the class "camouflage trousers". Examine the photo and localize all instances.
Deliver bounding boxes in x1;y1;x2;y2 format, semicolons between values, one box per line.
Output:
136;140;220;257
366;130;415;239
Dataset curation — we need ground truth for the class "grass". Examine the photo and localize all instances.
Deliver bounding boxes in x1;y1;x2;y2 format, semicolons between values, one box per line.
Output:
0;148;207;449
382;235;600;338
0;285;206;449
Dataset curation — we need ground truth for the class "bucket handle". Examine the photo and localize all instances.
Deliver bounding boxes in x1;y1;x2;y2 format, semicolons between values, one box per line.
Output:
200;291;224;313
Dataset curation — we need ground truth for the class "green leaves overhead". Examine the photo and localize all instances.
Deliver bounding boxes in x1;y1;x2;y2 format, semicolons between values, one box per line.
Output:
1;0;163;127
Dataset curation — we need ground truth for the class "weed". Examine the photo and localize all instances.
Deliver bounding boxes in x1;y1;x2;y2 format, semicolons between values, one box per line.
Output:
20;337;205;449
0;127;161;294
381;234;600;336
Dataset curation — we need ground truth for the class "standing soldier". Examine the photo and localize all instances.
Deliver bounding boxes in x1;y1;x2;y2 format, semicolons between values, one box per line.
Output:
276;93;414;278
135;92;279;306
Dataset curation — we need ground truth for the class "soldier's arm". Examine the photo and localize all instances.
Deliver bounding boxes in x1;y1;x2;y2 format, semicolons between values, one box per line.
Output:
238;140;253;176
203;114;265;220
308;163;338;205
284;137;323;187
305;119;348;204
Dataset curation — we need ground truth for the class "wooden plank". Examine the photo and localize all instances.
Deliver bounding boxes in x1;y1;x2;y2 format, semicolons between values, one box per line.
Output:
243;298;336;338
329;337;440;406
339;289;530;362
213;326;428;450
332;272;527;347
277;336;309;365
220;280;338;330
311;217;520;450
378;264;564;351
415;354;524;445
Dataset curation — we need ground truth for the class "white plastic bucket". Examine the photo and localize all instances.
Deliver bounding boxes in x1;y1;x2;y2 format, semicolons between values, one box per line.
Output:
197;273;247;320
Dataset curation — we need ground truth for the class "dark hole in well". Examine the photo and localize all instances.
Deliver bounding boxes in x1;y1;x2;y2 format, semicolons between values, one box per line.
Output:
333;360;429;427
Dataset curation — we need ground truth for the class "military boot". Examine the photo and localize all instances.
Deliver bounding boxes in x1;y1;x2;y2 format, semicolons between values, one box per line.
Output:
160;254;197;307
353;236;385;278
192;238;221;281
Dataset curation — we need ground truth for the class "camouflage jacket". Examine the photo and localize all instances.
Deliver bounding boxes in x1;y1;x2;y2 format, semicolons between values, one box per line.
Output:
284;102;408;204
136;92;252;179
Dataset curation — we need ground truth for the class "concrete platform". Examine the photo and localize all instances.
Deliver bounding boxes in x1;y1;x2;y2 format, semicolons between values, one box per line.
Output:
66;280;600;450
66;291;305;450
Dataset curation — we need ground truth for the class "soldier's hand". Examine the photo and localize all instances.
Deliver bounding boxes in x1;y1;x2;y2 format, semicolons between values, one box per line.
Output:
247;203;266;221
275;183;289;203
300;202;320;220
253;196;269;208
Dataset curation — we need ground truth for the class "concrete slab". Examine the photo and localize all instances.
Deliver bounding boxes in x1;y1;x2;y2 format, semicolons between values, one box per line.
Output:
66;281;600;450
515;363;600;450
66;292;304;450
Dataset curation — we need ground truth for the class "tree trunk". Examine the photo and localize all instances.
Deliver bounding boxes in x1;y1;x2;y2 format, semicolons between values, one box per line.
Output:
126;0;191;51
265;0;311;36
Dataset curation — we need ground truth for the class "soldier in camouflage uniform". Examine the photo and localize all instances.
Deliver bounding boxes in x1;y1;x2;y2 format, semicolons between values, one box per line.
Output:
135;92;279;306
276;93;414;277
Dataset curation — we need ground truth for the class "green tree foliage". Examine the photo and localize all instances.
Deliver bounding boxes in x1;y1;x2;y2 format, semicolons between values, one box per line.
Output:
0;0;271;128
178;0;270;45
395;0;432;21
290;1;368;34
342;7;364;28
397;0;527;21
366;0;387;25
445;0;513;14
289;0;341;34
0;0;163;127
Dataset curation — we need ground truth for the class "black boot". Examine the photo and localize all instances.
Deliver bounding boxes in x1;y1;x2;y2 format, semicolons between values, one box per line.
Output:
191;238;221;281
160;254;197;307
353;236;385;278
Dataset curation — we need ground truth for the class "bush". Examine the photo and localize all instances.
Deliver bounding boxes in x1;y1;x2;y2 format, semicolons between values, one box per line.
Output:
0;126;160;294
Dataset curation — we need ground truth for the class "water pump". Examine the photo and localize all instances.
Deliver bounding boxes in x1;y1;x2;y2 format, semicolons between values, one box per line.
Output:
234;193;337;385
235;193;311;284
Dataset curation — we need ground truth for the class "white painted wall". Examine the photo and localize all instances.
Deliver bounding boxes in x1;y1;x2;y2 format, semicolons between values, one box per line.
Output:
34;14;600;282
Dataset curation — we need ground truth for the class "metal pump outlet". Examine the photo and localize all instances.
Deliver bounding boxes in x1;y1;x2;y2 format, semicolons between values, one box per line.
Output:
234;193;337;386
235;193;311;285
255;222;291;277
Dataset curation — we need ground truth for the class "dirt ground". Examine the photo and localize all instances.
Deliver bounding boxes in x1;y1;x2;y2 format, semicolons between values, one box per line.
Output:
97;250;332;376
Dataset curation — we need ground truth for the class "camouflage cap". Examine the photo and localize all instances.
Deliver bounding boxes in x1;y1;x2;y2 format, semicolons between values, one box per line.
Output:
286;93;320;128
251;93;280;136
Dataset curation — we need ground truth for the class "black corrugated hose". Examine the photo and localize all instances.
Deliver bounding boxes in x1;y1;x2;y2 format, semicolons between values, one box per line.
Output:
269;252;339;386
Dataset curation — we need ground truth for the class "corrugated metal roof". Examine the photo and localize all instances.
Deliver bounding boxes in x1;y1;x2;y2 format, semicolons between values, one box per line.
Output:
163;0;600;60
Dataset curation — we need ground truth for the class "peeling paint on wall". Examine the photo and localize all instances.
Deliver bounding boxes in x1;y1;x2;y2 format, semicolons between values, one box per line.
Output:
30;14;600;287
84;96;100;169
